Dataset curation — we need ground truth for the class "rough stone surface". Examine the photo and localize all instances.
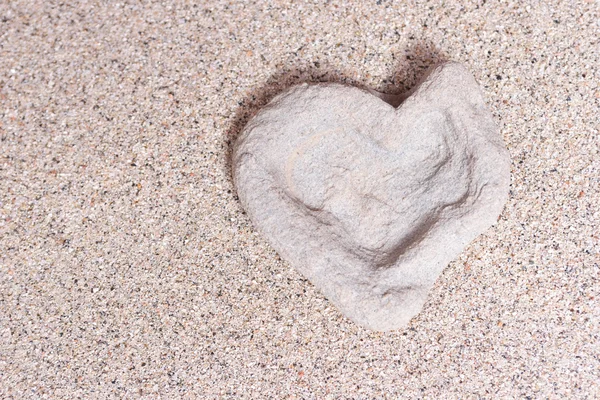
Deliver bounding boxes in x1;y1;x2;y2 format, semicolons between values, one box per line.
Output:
233;62;510;331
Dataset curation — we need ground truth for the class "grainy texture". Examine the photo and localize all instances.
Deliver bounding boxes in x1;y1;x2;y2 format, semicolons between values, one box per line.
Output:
0;0;598;398
234;63;510;331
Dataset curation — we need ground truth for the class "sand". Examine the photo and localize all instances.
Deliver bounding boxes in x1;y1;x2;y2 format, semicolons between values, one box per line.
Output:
1;0;598;398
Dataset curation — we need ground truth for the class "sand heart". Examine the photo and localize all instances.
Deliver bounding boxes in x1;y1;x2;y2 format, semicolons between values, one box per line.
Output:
233;62;510;331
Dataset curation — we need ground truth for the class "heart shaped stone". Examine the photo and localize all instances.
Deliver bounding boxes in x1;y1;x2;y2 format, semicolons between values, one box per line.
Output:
233;62;510;331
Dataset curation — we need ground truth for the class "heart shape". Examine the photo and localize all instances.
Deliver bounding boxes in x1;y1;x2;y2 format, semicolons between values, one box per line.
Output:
233;62;510;331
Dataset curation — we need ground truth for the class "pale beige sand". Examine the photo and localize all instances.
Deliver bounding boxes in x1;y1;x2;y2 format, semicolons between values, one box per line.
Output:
1;1;599;398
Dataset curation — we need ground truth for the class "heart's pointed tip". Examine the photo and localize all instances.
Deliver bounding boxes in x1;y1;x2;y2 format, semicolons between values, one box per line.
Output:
331;283;430;332
360;315;415;332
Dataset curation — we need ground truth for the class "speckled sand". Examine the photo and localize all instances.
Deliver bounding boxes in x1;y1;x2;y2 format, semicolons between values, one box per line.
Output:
0;1;598;398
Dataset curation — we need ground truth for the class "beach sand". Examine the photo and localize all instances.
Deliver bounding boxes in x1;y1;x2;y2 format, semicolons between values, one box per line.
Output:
1;1;599;398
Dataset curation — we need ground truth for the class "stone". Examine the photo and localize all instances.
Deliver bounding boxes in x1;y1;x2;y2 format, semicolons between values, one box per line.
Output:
233;62;510;331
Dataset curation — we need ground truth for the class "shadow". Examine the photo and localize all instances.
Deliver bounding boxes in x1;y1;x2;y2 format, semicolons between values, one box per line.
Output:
223;41;448;196
381;42;448;94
